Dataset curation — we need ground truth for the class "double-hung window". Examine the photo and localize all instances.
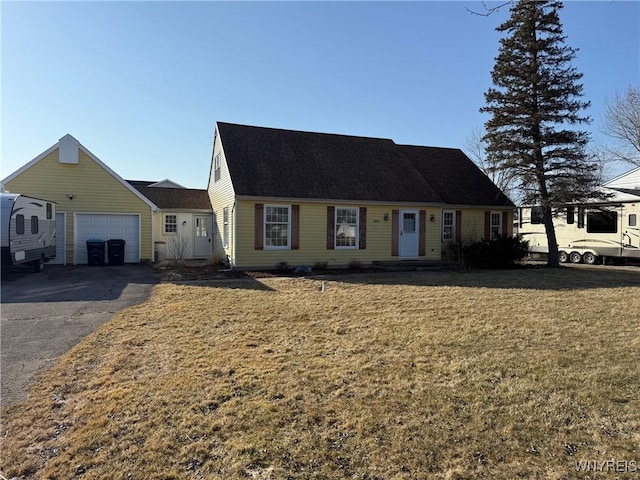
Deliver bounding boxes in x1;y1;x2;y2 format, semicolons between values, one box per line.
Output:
442;211;455;242
490;212;502;239
223;207;229;247
335;207;358;248
265;205;290;249
214;152;222;183
164;214;177;234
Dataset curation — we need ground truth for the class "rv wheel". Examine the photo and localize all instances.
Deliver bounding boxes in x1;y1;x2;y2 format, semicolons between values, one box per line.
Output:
33;255;45;273
569;252;582;264
582;252;597;265
558;251;568;263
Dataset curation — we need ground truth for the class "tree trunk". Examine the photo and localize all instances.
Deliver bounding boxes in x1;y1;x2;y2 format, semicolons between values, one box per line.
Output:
543;205;560;267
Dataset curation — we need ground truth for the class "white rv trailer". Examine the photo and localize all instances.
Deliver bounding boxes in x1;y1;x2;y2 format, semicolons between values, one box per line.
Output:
1;192;56;272
518;168;640;264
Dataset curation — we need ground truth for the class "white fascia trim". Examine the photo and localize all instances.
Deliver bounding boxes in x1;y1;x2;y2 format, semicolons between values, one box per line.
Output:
603;166;640;187
1;134;159;213
206;124;220;191
1;142;60;186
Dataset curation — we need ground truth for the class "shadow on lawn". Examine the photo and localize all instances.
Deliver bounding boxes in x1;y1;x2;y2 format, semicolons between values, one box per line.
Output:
316;265;640;291
160;276;276;292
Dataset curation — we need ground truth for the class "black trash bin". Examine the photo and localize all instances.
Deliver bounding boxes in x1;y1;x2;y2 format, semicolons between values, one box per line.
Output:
107;239;126;265
86;240;106;266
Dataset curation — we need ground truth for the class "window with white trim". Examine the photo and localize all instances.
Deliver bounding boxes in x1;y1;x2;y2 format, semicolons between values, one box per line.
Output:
265;205;290;249
335;207;358;248
442;211;455;242
214;152;222;182
164;214;177;234
223;207;229;247
490;212;502;239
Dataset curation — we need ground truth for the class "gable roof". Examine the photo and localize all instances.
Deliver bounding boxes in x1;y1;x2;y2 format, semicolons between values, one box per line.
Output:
1;134;157;211
603;166;640;190
134;186;212;210
127;179;186;189
216;122;513;207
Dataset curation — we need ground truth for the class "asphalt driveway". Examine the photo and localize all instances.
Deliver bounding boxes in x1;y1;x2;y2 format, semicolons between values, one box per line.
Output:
1;264;157;407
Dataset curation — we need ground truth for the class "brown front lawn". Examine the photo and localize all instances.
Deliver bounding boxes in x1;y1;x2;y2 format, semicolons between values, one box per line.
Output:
1;268;639;479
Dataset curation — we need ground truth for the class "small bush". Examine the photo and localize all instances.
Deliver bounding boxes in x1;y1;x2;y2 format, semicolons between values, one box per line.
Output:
348;259;362;270
276;261;290;273
462;235;529;269
313;261;329;271
443;242;466;271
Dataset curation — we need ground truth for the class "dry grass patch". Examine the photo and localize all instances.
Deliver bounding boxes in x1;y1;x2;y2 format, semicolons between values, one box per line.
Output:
1;268;639;479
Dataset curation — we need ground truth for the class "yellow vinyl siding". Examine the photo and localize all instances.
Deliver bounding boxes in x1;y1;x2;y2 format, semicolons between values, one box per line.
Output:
207;139;236;263
231;202;514;268
235;201;444;269
4;148;153;263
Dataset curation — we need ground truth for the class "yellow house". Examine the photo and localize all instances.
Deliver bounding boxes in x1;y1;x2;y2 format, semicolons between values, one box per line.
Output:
208;122;515;269
2;135;157;265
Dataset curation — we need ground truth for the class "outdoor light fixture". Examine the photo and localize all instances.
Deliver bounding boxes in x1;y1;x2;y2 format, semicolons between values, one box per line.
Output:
182;220;188;226
67;194;74;200
384;213;389;221
430;214;435;222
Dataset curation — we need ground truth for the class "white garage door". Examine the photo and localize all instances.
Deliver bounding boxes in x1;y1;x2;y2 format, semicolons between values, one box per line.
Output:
75;214;140;264
49;212;66;265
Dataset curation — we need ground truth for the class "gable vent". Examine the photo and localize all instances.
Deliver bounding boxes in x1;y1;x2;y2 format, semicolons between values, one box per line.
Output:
59;134;79;164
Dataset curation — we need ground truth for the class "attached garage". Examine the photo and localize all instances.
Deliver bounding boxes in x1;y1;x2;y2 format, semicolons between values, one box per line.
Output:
74;213;140;264
2;135;157;265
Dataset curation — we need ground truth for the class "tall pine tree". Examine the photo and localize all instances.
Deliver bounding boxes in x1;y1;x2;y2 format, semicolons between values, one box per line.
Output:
481;0;601;267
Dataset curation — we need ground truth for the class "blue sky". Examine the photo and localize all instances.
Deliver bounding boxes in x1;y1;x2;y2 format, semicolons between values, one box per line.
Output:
2;1;639;188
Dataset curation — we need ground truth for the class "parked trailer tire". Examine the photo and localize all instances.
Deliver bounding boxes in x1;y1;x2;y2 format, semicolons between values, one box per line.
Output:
33;254;45;273
558;251;569;263
569;251;582;264
582;252;597;265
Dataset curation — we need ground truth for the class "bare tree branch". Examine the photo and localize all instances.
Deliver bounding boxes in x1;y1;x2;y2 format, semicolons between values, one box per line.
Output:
465;1;513;17
601;85;640;166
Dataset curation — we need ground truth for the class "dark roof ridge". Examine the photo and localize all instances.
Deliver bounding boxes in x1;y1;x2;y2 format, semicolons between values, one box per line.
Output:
396;143;463;152
216;121;396;144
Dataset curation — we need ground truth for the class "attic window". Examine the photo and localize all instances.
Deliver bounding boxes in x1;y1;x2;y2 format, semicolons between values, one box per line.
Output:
214;153;222;183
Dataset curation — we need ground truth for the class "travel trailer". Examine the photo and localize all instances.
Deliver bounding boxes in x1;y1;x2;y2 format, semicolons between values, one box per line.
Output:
519;167;640;264
1;193;56;272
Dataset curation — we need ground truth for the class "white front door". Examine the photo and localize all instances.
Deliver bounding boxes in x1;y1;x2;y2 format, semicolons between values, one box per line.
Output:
399;209;419;257
194;215;213;257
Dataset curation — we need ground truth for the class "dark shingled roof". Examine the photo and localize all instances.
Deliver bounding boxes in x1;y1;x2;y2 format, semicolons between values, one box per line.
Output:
217;122;513;207
135;186;212;210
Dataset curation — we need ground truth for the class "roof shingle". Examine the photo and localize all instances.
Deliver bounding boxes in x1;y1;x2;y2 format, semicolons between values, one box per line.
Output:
217;122;513;207
135;186;212;210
